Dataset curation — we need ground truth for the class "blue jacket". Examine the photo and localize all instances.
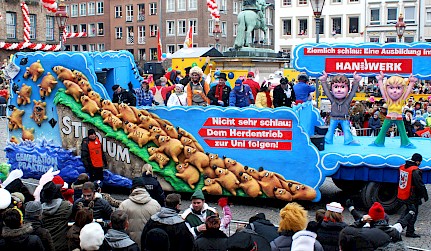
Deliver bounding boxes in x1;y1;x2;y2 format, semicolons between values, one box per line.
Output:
293;82;315;102
229;84;254;107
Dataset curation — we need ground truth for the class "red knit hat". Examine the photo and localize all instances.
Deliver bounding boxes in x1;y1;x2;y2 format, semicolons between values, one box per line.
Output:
52;175;68;189
368;202;385;220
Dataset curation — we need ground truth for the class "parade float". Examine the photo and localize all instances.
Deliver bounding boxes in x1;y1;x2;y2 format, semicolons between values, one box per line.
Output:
4;43;431;212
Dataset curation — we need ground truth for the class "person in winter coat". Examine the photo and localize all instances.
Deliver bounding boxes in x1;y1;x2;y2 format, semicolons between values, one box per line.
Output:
270;202;323;251
339;225;392;251
246;212;279;243
207;72;231;107
52;175;74;204
141;193;194;251
186;66;211;106
72;173;90;202
273;77;295;108
140;164;165;206
40;181;72;251
112;84;136;106
103;210;140;251
368;111;382;136
24;201;55;251
315;202;348;251
193;214;228;251
166;84;187;107
119;177;161;249
243;71;260;100
182;190;217;238
397;153;428;238
67;208;93;251
71;181;113;221
229;79;254;107
255;82;273;108
227;226;271;251
151;77;176;106
81;128;108;181
134;80;155;106
0;208;44;251
293;73;315;103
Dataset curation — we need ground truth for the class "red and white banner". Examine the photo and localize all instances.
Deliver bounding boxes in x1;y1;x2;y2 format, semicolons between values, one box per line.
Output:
65;32;87;38
198;128;292;140
21;2;30;42
157;30;162;61
204;139;292;150
206;0;220;21
203;117;292;128
183;26;193;48
325;58;413;74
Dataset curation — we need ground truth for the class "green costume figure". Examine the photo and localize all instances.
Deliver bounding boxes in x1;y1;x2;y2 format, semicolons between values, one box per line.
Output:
371;71;417;148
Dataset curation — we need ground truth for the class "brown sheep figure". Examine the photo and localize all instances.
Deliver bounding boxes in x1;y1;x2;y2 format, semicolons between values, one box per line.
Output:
213;166;240;196
175;163;200;189
202;177;223;195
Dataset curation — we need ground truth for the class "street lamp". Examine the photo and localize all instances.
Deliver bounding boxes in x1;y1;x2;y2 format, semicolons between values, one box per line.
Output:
310;0;325;43
395;13;406;43
55;0;69;51
310;0;325;107
213;21;222;50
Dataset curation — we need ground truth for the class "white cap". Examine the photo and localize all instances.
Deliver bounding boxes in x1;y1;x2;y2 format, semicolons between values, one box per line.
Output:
326;202;344;213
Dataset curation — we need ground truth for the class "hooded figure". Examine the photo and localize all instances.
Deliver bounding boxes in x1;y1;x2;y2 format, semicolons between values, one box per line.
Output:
246;212;279;243
229;79;254;107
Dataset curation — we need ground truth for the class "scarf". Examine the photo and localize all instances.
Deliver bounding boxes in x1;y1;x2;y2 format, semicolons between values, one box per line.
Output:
265;91;272;107
215;84;224;101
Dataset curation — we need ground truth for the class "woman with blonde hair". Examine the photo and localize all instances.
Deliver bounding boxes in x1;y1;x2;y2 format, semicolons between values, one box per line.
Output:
371;71;417;148
141;164;165;206
270;202;323;251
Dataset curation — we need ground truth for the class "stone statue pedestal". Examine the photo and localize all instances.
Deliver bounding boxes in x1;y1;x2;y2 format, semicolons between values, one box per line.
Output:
223;47;278;58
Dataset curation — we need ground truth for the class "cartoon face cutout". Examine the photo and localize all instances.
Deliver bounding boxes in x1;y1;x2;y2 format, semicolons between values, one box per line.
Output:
332;82;349;99
386;82;404;101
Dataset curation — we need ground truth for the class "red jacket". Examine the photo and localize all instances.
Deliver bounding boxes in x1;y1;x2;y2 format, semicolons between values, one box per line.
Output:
243;79;260;100
150;85;176;101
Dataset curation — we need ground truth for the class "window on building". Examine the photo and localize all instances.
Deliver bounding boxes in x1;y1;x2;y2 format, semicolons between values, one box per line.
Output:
208;19;214;35
283;0;292;6
80;24;87;33
233;23;238;36
72;45;79;51
178;20;186;35
189;19;197;34
150;2;157;15
332;0;341;3
126;5;133;22
189;0;197;10
138;4;145;21
46;16;54;40
150;48;158;60
178;0;186;11
82;44;87;51
349;0;359;2
71;4;78;17
88;23;96;37
79;3;86;16
167;21;175;36
98;43;105;52
167;0;175;12
116;27;123;39
166;45;175;54
72;25;78;33
97;23;104;35
150;25;158;37
6;12;17;39
127;27;134;44
115;6;122;18
177;44;184;50
298;0;307;5
220;0;227;11
138;49;146;61
298;18;308;35
369;37;379;43
138;26;146;44
66;5;70;16
97;2;104;15
222;21;227;36
370;9;380;25
88;2;95;15
427;8;431;24
404;6;415;24
89;44;96;52
282;19;291;35
404;37;414;43
65;25;70;33
332;17;341;34
29;14;36;40
349;17;359;33
386;37;396;43
233;1;239;14
387;8;397;24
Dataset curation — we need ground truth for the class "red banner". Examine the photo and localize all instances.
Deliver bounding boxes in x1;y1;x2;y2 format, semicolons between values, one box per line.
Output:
198;128;292;140
204;139;292;150
325;58;412;74
203;117;292;128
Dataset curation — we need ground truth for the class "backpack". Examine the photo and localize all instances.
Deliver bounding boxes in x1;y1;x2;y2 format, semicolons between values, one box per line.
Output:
154;87;165;106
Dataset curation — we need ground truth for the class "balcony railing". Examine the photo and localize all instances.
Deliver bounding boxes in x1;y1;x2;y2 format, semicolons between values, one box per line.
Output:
126;16;133;22
127;36;134;44
138;37;146;44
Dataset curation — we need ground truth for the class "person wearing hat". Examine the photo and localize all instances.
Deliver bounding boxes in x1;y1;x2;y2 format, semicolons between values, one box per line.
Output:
150;77;176;106
368;111;381;136
166;84;187;107
141;193;194;251
245;212;278;243
273;77;296;108
397;153;428;238
134;79;155;106
243;71;260;100
209;70;221;88
186;66;211;106
293;73;315;103
24;201;55;251
81;128;107;181
119;177;161;249
79;222;105;251
207;72;231;107
229;78;255;107
112;84;136;106
52;175;74;204
315;202;347;251
182;189;217;238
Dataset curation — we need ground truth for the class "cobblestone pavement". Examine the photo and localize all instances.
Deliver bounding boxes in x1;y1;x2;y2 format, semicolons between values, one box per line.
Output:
2;120;430;250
